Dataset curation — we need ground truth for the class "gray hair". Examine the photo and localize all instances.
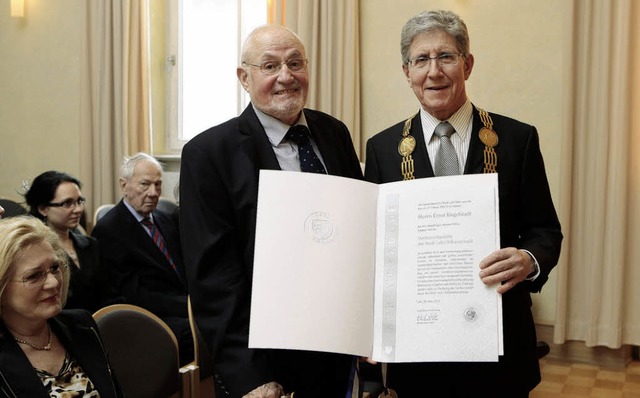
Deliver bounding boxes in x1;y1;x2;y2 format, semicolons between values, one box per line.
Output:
120;152;163;180
400;10;470;65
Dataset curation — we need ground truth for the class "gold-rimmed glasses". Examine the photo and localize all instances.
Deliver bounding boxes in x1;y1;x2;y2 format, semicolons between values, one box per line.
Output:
407;53;464;69
11;263;66;288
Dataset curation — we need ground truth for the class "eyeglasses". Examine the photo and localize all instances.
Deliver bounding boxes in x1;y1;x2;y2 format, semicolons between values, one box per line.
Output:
242;58;308;75
407;53;464;69
47;197;86;209
12;263;65;288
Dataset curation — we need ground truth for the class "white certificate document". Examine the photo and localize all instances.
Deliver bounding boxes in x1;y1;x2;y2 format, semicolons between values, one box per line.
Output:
249;170;502;362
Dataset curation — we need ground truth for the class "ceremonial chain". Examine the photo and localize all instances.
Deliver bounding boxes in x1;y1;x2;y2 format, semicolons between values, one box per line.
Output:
398;112;419;180
397;107;499;179
477;107;499;173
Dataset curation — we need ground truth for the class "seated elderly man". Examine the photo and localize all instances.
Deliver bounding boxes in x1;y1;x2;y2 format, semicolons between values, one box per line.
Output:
92;152;192;366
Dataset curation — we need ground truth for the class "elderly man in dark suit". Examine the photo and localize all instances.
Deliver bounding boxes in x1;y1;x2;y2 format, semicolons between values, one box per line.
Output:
364;10;563;398
179;25;363;398
92;152;192;366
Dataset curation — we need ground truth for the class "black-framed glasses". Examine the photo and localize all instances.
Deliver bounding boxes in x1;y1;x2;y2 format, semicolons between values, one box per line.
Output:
12;263;66;288
47;197;86;209
243;58;308;75
407;53;464;69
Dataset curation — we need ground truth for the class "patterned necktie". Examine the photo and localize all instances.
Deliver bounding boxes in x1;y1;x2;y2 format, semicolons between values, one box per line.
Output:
433;121;460;176
141;218;178;273
286;125;327;174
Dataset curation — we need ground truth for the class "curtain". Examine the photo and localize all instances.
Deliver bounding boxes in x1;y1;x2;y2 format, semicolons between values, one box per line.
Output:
554;0;640;347
79;0;151;225
269;0;362;158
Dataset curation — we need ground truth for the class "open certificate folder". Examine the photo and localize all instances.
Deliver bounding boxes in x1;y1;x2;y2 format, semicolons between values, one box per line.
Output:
249;170;503;362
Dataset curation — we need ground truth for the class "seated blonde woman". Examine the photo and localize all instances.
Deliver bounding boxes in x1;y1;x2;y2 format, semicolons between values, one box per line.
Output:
0;216;123;397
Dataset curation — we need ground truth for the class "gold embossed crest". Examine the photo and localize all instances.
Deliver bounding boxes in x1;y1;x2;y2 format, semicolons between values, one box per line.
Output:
399;113;419;180
398;136;416;157
478;108;499;173
479;127;499;148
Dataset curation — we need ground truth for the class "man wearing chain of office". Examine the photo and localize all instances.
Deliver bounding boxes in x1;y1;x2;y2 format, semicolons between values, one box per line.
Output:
364;10;563;398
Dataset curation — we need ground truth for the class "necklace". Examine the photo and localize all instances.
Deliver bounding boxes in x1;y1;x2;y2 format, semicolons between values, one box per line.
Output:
13;324;52;351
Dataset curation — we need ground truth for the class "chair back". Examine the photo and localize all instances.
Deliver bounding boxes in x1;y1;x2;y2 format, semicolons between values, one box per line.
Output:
94;203;115;226
0;198;27;217
94;304;181;398
158;197;179;215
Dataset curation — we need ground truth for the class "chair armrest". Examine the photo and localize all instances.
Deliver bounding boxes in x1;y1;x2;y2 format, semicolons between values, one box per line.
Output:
180;364;200;398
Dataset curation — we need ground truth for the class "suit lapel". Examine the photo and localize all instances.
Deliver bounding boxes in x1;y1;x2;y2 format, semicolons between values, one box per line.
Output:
408;115;435;179
237;105;281;172
70;230;92;269
153;211;187;285
0;322;49;397
50;318;113;398
117;201;181;283
463;106;486;175
117;201;162;262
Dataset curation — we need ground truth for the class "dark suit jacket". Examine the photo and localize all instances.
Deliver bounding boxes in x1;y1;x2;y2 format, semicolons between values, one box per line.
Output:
0;309;123;398
179;104;363;397
64;229;106;313
364;106;563;395
91;199;192;365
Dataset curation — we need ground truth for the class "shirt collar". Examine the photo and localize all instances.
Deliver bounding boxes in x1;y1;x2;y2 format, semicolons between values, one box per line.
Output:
253;105;309;147
123;199;153;224
420;99;473;142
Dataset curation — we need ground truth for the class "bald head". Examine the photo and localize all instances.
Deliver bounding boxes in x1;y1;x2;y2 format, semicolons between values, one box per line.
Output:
241;25;306;64
237;25;310;125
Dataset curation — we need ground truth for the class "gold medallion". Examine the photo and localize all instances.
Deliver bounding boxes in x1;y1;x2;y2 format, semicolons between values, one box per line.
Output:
378;388;398;398
479;127;499;148
398;136;416;157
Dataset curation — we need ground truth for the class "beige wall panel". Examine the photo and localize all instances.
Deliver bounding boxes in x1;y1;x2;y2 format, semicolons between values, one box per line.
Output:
0;0;85;202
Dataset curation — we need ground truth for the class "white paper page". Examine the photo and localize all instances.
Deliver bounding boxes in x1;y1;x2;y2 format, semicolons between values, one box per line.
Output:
373;174;501;362
249;170;377;357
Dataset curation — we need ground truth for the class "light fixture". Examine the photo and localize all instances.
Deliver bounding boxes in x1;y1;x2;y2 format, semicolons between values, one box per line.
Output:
11;0;25;18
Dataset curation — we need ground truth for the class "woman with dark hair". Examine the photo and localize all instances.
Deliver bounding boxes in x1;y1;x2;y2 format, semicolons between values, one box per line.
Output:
24;171;106;312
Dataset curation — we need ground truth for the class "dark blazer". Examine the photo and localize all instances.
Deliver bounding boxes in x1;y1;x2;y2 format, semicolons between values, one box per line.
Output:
91;199;192;365
0;309;123;398
365;105;563;395
179;104;363;397
64;229;106;313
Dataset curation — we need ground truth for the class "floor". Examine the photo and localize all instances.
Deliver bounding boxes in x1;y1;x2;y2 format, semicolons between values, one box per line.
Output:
531;358;640;398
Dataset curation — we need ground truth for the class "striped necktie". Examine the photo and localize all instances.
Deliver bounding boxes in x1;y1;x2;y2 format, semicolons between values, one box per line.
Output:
141;217;177;273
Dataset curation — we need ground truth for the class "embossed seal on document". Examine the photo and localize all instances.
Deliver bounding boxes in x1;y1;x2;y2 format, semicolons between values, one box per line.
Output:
304;212;334;243
463;307;479;322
